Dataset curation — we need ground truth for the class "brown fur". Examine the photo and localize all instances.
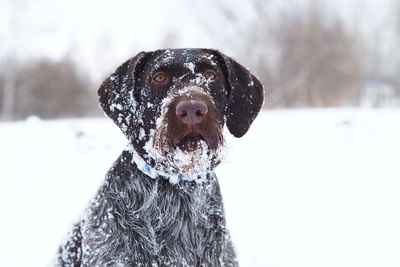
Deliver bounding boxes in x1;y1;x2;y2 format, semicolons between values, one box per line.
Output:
153;92;223;156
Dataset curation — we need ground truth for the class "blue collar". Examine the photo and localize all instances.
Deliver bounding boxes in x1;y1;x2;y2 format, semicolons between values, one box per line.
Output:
126;145;210;184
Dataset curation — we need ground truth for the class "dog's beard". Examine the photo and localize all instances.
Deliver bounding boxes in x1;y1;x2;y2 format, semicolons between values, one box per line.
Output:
150;125;224;175
144;89;225;177
166;136;214;174
175;133;206;152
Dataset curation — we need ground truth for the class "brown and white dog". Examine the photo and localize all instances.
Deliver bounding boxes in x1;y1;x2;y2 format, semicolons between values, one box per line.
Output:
56;48;264;266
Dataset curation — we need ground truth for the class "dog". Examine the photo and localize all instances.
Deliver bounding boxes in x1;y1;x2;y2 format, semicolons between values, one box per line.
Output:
56;48;264;266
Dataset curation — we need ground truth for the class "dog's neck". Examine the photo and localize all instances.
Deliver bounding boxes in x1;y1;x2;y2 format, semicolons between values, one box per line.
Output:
125;144;213;184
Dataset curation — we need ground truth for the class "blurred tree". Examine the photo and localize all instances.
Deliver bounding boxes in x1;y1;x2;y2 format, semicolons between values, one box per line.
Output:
1;0;19;120
1;56;17;120
0;58;99;120
394;2;400;98
241;3;363;108
270;6;363;107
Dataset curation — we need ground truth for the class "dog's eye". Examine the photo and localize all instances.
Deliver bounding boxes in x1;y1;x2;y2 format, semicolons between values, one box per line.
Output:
204;70;218;80
152;72;168;84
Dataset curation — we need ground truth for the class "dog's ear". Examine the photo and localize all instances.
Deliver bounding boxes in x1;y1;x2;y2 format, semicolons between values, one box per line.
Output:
217;52;264;138
98;51;147;138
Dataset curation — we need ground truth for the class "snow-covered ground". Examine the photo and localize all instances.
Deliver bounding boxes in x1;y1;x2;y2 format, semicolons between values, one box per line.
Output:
0;109;399;267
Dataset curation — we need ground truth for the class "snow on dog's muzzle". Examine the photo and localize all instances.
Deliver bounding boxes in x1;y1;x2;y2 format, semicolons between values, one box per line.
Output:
159;88;222;153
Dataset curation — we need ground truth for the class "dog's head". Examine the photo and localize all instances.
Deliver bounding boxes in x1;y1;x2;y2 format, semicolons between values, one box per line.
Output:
98;49;263;178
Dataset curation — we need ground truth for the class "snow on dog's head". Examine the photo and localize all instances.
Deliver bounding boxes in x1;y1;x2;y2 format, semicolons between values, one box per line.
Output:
98;48;264;180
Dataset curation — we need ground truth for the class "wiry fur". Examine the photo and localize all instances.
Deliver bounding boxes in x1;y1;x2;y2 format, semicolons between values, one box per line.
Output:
56;48;264;266
57;150;236;266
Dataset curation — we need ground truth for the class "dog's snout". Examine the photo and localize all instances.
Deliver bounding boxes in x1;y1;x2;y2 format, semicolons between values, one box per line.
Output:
176;99;208;125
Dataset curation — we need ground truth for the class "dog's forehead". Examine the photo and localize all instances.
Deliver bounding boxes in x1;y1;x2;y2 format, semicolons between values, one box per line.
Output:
151;49;218;70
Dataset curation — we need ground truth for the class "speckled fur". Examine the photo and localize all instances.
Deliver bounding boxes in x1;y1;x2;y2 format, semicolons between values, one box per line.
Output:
57;150;236;266
56;48;264;266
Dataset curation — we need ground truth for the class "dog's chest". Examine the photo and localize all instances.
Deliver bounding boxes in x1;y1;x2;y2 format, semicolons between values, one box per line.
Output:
83;171;226;266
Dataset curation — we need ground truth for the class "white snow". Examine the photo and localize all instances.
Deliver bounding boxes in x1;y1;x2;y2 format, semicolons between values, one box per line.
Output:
138;127;146;141
1;109;400;267
184;62;196;74
110;103;123;111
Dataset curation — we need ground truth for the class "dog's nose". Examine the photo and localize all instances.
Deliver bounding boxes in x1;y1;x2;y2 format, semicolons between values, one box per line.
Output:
176;99;208;125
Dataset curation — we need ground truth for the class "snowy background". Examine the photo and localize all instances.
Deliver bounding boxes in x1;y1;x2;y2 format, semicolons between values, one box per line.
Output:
1;0;400;266
1;109;400;267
